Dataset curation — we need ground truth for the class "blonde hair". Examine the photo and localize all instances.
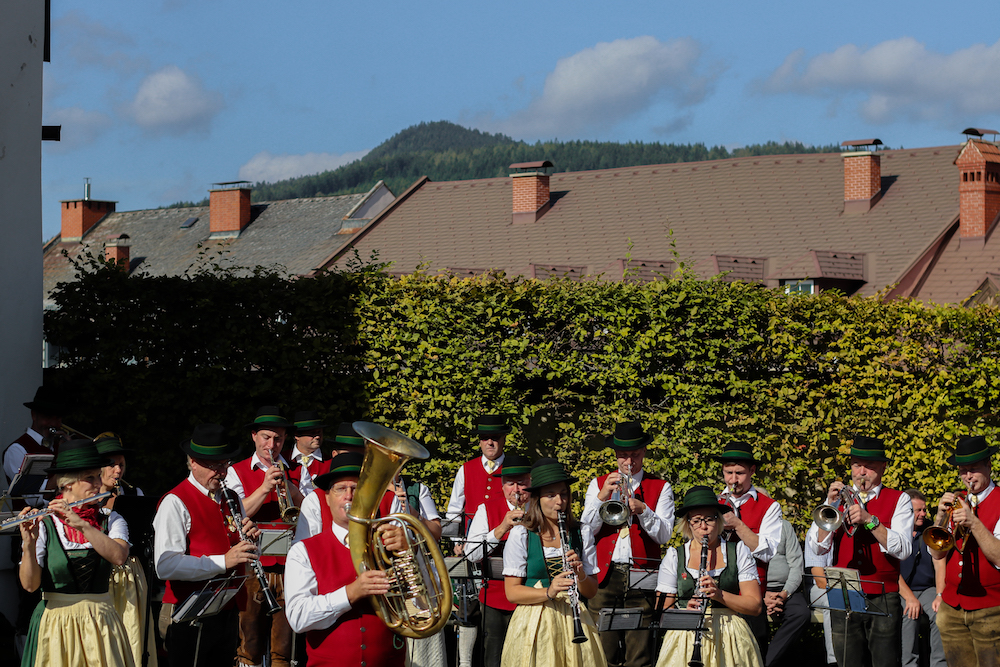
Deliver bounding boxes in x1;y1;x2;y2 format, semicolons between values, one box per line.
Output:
54;468;101;492
677;506;725;541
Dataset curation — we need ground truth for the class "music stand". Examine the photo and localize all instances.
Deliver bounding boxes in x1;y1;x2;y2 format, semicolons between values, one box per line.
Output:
5;454;54;511
256;521;294;557
112;495;159;667
808;568;889;617
171;572;247;665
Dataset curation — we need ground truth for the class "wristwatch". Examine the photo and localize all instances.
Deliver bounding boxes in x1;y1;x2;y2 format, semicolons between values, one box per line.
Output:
864;515;880;531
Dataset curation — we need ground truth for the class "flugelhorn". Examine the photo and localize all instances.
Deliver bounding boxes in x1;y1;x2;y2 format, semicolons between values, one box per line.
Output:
271;456;300;524
924;485;978;553
599;461;634;527
812;481;864;536
347;422;452;638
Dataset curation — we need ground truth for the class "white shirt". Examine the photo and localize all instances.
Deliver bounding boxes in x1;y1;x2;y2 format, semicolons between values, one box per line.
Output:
153;473;246;582
293;490;325;544
501;524;599;578
27;510;129;566
289;447;324;497
808;483;914;561
285;521;352;633
223;452;289;499
803;524;832;568
465;499;514;564
580;469;675;564
726;486;783;563
445;453;506;529
655;539;758;594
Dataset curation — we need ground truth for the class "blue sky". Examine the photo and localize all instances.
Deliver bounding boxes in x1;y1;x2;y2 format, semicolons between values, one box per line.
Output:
42;0;1000;239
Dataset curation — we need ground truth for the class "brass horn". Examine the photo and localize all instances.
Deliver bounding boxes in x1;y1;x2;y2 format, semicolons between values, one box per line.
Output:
923;488;978;553
347;422;452;638
599;461;634;527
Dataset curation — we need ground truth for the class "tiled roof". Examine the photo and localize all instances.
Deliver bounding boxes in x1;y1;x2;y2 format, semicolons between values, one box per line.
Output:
328;146;965;299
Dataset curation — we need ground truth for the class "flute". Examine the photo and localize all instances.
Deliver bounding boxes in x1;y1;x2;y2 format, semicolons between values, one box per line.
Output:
556;510;587;644
0;491;113;531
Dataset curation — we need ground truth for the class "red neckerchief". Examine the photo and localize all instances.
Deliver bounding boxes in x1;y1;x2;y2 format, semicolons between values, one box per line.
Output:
54;493;102;544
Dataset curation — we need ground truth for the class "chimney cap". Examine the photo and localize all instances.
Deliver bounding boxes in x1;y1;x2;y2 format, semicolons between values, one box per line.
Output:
211;180;252;191
840;139;882;151
510;160;554;175
962;128;1000;140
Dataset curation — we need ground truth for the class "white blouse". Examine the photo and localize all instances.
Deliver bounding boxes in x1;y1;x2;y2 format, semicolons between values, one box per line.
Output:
32;510;129;567
501;523;599;578
656;538;758;594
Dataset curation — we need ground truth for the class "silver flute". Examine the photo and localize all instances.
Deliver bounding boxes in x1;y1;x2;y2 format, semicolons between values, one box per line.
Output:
0;491;113;531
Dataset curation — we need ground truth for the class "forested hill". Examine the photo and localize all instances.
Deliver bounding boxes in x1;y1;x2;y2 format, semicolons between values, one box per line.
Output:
243;121;840;204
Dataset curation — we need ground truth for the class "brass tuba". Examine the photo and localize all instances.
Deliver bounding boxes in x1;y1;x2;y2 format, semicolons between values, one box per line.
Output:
347;422;453;638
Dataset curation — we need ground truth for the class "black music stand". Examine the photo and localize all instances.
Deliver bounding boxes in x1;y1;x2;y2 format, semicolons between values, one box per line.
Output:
3;454;55;513
171;572;247;665
806;568;890;666
112;495;159;667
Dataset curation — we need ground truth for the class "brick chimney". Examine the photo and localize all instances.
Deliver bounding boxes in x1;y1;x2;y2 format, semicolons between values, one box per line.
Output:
954;135;1000;239
510;161;553;224
841;139;882;214
104;234;131;271
61;179;116;241
209;181;253;236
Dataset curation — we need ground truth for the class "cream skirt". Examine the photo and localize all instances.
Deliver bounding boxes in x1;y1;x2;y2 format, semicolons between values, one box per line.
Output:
655;608;762;667
500;583;606;667
110;556;157;667
34;591;136;667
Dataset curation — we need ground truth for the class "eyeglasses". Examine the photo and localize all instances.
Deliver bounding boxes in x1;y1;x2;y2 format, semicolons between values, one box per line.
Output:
689;516;718;527
330;484;358;496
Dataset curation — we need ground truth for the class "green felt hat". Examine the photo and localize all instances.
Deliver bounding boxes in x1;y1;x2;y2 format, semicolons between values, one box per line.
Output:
293;410;328;431
245;406;292;431
313;452;364;491
526;458;577;492
850;435;890;462
717;440;757;465
475;414;512;436
494;454;532;477
604;421;653;450
677;485;734;518
946;435;997;466
94;431;134;458
334;422;365;448
46;439;112;474
180;423;242;461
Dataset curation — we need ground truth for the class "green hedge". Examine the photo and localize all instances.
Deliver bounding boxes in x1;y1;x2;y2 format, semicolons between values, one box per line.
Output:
45;258;1000;536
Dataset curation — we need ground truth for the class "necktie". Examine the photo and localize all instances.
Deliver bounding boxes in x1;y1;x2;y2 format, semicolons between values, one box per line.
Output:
486;460;497;474
301;455;311;468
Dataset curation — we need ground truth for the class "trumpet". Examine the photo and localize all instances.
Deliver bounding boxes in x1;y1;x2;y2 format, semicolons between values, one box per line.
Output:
0;491;113;532
599;462;634;527
513;490;527;522
812;481;865;537
718;485;738;540
923;486;978;553
271;456;300;525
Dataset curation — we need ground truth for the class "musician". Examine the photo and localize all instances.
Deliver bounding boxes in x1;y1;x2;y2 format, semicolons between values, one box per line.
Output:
3;385;67;501
501;458;605;667
580;421;674;667
807;436;913;667
763;519;809;667
716;441;783;654
18;438;134;667
465;454;532;667
284;452;408;667
654;486;763;667
153;424;261;667
292;422;365;544
928;436;1000;667
224;406;300;667
898;489;945;667
285;410;332;497
95;432;144;501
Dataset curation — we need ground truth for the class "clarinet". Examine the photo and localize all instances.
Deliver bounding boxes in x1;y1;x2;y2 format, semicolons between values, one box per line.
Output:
556;510;588;644
220;481;282;616
689;536;710;667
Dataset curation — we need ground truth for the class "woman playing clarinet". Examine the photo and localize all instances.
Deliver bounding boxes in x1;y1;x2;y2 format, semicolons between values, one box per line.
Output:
501;458;606;667
18;439;135;667
655;486;763;667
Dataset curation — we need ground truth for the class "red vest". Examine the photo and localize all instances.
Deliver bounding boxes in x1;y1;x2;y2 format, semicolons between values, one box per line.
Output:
159;479;242;605
594;473;666;582
302;531;405;667
312;489;334;535
833;487;903;594
478;497;517;611
722;492;776;584
943;487;1000;610
462;458;502;526
232;457;286;566
285;453;332;490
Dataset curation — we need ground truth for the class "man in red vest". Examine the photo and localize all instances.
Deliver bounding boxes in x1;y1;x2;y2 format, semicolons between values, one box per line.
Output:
284;452;407;667
465;454;532;667
716;440;783;655
808;435;914;667
581;421;674;667
225;406;302;667
292;422;365;544
153;423;261;667
929;436;1000;667
285;410;332;498
2;385;67;499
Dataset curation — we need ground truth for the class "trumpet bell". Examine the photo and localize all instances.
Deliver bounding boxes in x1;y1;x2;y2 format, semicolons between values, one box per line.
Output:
599;500;629;527
922;525;955;552
812;504;843;533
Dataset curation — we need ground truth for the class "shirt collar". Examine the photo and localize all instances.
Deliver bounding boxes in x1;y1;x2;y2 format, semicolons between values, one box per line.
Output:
292;447;323;463
26;428;43;445
726;486;758;505
976;481;996;503
251;452;287;470
852;483;883;499
331;520;349;544
481;453;505;470
187;472;212;497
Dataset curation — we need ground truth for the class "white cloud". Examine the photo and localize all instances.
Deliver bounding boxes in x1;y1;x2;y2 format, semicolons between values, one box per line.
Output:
481;36;719;139
43;107;114;152
758;38;1000;124
126;65;224;134
238;150;371;183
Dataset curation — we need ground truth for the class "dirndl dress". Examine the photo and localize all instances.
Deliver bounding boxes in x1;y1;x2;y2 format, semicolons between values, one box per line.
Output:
654;607;762;667
110;555;157;667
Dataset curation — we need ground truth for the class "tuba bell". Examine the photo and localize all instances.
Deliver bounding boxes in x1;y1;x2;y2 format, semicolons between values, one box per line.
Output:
347;422;453;638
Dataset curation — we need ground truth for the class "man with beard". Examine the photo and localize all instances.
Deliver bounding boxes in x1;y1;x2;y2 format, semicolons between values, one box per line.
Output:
898;489;946;667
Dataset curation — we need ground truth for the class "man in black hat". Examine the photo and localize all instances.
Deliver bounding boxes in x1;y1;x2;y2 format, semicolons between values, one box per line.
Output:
284;411;332;498
807;435;914;667
153;424;261;667
3;385;67;503
716;440;783;654
580;421;674;667
284;452;407;667
225;406;300;667
929;436;1000;667
292;422;365;544
465;454;532;667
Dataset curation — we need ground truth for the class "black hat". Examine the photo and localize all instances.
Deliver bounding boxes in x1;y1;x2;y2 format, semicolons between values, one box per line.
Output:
180;424;242;461
94;431;134;459
475;414;512;436
717;441;757;465
526;458;577;492
677;485;734;518
850;435;890;462
313;452;364;491
245;406;293;431
947;435;997;466
333;422;365;448
293;410;328;431
46;439;112;474
604;421;653;450
495;454;532;477
24;385;66;416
